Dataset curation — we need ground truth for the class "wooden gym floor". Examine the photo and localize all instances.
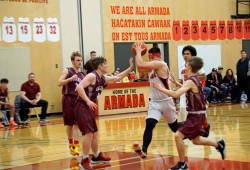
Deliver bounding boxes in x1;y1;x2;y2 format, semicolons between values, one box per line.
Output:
0;103;250;170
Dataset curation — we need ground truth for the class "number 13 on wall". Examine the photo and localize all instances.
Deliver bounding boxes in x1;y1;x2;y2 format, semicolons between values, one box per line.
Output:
2;17;17;42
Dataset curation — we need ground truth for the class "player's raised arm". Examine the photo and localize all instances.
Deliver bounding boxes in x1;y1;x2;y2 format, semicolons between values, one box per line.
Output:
105;57;134;84
134;42;165;72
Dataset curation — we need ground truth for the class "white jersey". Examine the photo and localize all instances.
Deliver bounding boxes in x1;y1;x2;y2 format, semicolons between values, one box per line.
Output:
147;61;177;123
149;62;171;101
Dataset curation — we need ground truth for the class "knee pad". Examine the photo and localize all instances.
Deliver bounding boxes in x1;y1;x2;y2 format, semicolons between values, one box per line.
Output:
168;120;179;132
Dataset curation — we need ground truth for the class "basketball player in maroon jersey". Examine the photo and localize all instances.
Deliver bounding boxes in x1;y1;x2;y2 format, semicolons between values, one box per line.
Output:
179;45;210;138
153;57;225;170
58;51;84;156
75;57;134;170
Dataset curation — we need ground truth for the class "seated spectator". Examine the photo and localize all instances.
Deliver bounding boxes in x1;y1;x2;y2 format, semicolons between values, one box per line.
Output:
202;83;212;102
20;73;48;124
0;78;17;127
121;75;130;83
112;68;120;76
128;71;137;82
223;69;237;101
206;68;220;103
139;72;146;79
217;66;228;102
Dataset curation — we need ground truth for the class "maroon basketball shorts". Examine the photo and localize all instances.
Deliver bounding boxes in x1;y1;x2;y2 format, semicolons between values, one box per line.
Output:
74;100;98;135
178;113;206;140
62;95;77;126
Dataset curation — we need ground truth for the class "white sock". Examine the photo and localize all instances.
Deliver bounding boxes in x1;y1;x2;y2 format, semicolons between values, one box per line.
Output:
10;117;14;121
82;154;89;160
94;151;100;158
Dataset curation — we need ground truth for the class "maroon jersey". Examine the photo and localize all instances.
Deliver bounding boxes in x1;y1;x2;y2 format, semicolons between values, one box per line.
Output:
0;88;8;102
85;71;106;102
21;81;40;100
186;76;206;112
62;67;84;96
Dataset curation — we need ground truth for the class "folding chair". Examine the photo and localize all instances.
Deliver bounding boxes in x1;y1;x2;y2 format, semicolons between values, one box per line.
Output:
14;95;40;123
1;109;10;125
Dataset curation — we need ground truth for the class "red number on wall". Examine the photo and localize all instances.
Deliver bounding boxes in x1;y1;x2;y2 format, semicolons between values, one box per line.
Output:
172;20;181;41
191;20;199;40
227;20;234;40
200;21;208;40
244;20;250;39
235;20;243;39
50;26;57;34
218;20;226;40
36;25;43;34
5;25;13;35
182;20;190;41
21;25;28;34
209;20;217;40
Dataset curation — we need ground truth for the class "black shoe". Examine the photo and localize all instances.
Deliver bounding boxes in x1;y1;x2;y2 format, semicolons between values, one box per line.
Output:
211;100;217;104
216;140;226;160
169;162;188;170
202;124;210;138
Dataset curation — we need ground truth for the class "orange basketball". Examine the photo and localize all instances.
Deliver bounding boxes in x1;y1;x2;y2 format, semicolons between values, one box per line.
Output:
131;42;147;56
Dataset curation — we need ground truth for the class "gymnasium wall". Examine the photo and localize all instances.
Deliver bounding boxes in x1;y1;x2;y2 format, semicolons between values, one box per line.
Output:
0;0;62;113
102;0;249;75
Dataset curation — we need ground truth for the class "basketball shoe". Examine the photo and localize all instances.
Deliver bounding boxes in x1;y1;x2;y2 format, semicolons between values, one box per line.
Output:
91;152;111;164
69;144;79;156
133;142;147;158
81;158;92;170
9;120;17;126
216;140;226;160
0;122;4;128
169;162;188;170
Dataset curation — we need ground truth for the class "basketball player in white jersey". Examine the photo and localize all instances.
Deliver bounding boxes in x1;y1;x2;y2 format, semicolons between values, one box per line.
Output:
132;43;179;158
179;45;210;137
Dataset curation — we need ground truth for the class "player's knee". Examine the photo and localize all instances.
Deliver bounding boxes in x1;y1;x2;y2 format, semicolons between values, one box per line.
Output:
174;132;182;140
192;138;201;145
146;118;158;131
85;132;94;138
168;119;178;132
93;132;98;138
